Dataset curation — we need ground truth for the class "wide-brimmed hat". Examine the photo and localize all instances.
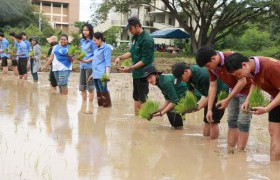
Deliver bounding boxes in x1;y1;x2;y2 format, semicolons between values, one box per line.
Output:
47;36;58;43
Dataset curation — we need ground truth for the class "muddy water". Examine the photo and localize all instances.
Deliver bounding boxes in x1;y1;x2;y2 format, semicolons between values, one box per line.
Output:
0;72;279;180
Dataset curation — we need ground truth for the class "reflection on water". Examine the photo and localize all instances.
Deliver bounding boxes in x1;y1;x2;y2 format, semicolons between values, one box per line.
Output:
0;73;278;179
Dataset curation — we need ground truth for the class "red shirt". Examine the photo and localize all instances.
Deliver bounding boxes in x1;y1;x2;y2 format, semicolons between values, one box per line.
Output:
209;52;252;95
251;56;280;98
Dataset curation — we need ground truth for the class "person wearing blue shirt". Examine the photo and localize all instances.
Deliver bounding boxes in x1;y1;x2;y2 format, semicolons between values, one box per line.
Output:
0;33;10;73
9;32;19;75
21;32;31;52
14;34;29;80
89;32;112;107
42;34;74;95
78;24;97;102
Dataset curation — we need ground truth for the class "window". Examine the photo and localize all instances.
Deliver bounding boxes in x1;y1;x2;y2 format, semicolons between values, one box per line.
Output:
42;2;51;6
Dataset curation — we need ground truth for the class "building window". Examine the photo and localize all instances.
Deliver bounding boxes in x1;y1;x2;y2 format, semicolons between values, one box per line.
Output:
42;2;51;6
53;3;61;8
63;4;68;8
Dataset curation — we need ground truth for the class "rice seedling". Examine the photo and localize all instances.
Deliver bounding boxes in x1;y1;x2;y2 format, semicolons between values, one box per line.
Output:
121;59;132;67
68;45;76;55
217;90;228;102
78;52;86;60
29;51;34;57
174;91;197;114
100;74;110;86
74;49;82;57
139;99;160;120
3;48;8;53
249;87;269;109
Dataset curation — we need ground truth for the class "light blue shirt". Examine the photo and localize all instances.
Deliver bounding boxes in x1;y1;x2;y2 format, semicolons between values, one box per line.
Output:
80;38;97;69
0;38;10;58
14;40;19;49
92;43;112;79
17;41;28;58
24;40;31;52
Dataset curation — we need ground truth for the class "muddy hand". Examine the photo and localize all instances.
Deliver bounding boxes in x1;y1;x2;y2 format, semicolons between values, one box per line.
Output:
119;67;130;73
206;110;213;123
115;57;120;66
241;101;249;113
250;107;266;115
87;75;93;83
216;99;229;110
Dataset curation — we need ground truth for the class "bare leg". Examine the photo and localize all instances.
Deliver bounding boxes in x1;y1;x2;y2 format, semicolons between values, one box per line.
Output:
13;66;18;75
237;131;249;151
203;123;210;136
81;90;87;101
19;75;23;79
3;67;8;74
23;73;28;80
210;123;219;139
134;101;142;116
89;91;94;101
60;85;68;95
228;128;238;149
269;122;280;161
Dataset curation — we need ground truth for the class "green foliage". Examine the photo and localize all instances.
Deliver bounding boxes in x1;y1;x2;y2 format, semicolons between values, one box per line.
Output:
78;52;86;59
70;32;81;46
249;87;269;108
121;59;131;67
175;91;197;114
29;51;34;57
3;49;9;53
68;45;77;55
74;49;82;56
139;99;160;120
74;21;89;33
117;42;129;51
217;91;228;102
104;26;121;45
100;74;110;86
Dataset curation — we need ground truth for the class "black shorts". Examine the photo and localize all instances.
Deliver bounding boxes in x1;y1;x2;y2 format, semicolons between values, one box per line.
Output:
12;59;18;66
17;58;28;75
1;57;8;67
133;78;149;103
269;105;280;122
203;99;225;124
167;111;183;127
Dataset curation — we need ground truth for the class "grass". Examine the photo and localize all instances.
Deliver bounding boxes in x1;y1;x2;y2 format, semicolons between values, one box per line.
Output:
249;87;270;108
217;90;228;102
175;91;197;114
139;99;160;120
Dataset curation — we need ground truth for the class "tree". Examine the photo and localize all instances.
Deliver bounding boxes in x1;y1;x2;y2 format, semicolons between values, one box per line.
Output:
92;0;279;53
104;26;121;44
74;21;90;33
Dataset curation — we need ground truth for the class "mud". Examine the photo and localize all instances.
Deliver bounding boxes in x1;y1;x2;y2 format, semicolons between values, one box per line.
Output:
0;72;279;180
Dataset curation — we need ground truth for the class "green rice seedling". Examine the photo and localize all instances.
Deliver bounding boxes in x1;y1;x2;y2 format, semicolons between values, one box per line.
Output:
68;45;76;55
3;48;8;53
100;74;110;86
139;99;160;120
78;52;86;59
217;90;228;102
175;91;197;114
9;45;16;55
29;51;34;57
74;49;82;57
249;87;269;109
121;59;132;67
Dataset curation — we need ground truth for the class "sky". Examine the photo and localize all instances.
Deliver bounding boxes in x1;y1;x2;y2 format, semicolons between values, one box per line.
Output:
79;0;93;21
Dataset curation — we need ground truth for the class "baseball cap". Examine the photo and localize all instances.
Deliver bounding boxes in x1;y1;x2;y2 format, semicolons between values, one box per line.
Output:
125;17;142;31
142;66;162;79
172;62;189;84
47;36;58;43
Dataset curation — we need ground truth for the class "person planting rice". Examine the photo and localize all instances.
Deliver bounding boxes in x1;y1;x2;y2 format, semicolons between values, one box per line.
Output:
142;65;201;130
0;33;10;74
29;37;41;82
78;24;97;102
14;34;29;80
88;32;112;107
225;53;280;161
42;34;74;95
196;47;252;152
114;17;154;115
172;62;228;138
46;36;58;91
9;32;19;75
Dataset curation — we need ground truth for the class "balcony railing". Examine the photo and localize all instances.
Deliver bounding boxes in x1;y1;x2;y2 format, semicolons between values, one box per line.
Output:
110;20;154;27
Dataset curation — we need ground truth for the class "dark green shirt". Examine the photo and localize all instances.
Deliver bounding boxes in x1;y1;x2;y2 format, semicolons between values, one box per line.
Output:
130;30;154;79
189;65;228;96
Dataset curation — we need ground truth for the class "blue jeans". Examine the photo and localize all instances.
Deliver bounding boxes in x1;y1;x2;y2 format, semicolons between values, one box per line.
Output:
227;96;252;132
53;70;71;86
30;59;38;81
94;79;108;92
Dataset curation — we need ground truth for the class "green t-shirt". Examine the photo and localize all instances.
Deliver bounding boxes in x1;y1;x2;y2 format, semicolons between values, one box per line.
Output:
188;65;228;96
130;30;154;79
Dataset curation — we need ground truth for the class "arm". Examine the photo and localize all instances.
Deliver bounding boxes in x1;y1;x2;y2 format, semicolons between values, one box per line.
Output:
241;84;255;112
81;57;93;63
104;48;112;75
153;101;175;117
34;46;41;61
115;52;131;65
42;54;54;70
217;77;247;109
68;55;74;62
206;80;217;123
197;97;209;110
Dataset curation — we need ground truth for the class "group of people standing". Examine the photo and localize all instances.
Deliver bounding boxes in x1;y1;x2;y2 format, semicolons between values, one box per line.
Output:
115;17;280;161
1;16;280;161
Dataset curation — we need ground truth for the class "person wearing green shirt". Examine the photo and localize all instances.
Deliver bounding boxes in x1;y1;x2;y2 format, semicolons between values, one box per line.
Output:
115;17;154;115
142;65;200;130
172;62;228;139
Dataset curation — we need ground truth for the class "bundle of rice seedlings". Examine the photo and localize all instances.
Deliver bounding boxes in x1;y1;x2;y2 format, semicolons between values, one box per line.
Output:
74;49;82;56
78;52;86;60
3;48;8;53
174;91;197;114
68;45;76;55
139;99;160;120
249;87;269;109
100;74;110;86
9;45;16;55
29;51;34;57
217;90;228;102
121;59;132;67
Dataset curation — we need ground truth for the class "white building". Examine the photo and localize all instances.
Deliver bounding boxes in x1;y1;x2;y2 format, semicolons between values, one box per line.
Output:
94;0;182;46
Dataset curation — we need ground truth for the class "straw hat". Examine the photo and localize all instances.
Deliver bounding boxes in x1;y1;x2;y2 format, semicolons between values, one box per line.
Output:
47;36;58;43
